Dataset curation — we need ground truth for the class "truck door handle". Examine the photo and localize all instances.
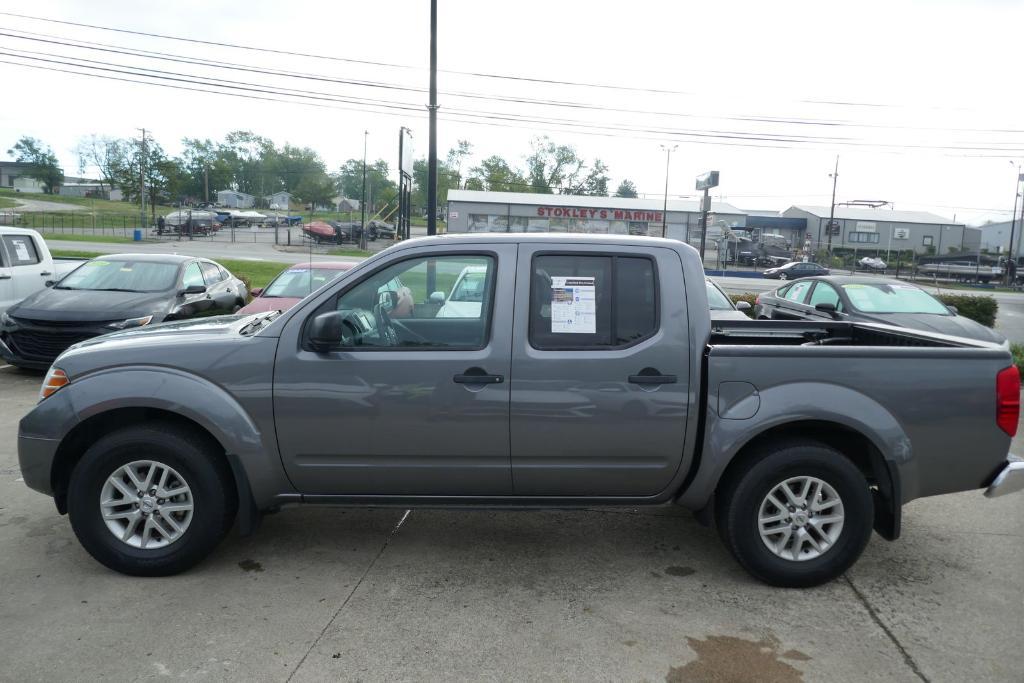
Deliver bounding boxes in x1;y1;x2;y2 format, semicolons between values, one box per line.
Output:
0;274;10;280
629;369;677;385
453;367;504;384
40;271;51;276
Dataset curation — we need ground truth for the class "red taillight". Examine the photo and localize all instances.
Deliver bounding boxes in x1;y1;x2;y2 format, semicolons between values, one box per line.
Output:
996;366;1020;436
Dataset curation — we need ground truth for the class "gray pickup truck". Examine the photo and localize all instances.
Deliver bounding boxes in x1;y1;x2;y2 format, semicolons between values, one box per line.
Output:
17;234;1024;587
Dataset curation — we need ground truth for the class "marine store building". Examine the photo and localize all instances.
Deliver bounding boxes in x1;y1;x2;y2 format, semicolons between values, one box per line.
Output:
446;190;747;250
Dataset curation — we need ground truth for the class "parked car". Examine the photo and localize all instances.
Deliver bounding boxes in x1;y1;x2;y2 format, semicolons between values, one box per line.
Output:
857;256;887;271
762;261;829;280
17;235;1022;587
1;226;85;315
706;278;752;321
0;254;247;369
752;276;1007;346
368;219;396;239
435;264;488;318
238;262;355;314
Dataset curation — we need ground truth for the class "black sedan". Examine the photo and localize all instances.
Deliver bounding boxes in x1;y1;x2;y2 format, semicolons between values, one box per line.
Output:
752;275;1007;346
762;261;830;280
0;254;247;369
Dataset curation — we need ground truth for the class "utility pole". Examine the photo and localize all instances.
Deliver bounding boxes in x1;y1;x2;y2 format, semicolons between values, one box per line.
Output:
1007;163;1023;285
360;130;368;251
138;127;147;229
659;144;677;237
426;0;438;236
826;155;839;259
203;164;209;204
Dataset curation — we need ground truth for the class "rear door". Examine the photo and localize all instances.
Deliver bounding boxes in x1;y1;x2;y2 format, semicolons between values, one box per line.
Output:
2;233;47;304
770;279;814;319
0;238;13;312
509;244;690;496
199;261;236;312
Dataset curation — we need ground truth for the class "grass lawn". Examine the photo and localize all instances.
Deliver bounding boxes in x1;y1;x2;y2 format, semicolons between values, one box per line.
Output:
49;248;290;290
40;232;137;244
0;197;18;209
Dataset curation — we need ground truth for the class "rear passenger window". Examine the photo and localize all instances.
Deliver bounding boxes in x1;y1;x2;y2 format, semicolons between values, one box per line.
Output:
530;254;657;349
784;281;811;302
200;262;223;284
2;235;40;266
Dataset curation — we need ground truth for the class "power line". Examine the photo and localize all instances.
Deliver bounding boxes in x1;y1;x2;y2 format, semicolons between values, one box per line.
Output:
4;47;1023;157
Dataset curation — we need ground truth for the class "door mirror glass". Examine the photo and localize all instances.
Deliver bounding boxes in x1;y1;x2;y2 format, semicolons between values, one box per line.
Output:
429;291;446;304
44;280;55;288
377;289;397;312
309;311;345;351
735;300;751;311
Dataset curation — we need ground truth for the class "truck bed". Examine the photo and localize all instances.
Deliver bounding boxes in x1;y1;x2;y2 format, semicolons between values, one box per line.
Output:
709;319;982;348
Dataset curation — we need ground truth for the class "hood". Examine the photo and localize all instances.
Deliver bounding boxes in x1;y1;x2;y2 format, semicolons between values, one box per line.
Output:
855;312;1007;345
10;287;172;322
61;314;257;355
238;296;301;315
710;309;753;321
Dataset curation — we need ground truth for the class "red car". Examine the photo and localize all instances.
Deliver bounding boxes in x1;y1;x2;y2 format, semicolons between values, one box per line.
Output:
238;262;355;314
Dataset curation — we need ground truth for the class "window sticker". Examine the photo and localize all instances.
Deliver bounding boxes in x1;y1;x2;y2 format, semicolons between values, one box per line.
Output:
12;239;30;261
550;276;596;333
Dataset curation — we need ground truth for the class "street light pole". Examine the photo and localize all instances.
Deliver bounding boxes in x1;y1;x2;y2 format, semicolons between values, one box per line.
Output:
659;143;677;237
137;127;147;230
1007;163;1021;285
426;0;438;236
826;155;839;258
360;130;368;251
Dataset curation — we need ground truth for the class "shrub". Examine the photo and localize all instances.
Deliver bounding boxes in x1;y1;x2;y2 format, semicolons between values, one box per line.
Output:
1012;344;1024;375
936;294;997;328
729;293;758;318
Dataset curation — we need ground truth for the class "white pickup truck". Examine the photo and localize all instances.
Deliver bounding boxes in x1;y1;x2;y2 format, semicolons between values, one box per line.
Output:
0;227;84;315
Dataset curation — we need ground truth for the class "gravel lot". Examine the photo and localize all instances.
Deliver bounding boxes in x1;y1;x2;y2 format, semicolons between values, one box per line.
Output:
0;364;1020;682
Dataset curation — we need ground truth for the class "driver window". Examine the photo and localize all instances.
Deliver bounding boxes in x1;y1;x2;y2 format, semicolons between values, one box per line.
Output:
323;254;495;349
809;282;842;310
182;262;205;288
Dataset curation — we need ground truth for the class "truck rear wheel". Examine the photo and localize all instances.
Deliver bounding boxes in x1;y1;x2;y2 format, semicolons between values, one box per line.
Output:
67;423;237;576
716;441;873;587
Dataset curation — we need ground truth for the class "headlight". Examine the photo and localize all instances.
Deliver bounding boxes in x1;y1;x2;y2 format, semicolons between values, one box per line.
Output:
106;315;153;330
39;367;69;402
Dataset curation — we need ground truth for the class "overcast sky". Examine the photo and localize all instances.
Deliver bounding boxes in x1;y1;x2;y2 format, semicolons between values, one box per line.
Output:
1;0;1021;225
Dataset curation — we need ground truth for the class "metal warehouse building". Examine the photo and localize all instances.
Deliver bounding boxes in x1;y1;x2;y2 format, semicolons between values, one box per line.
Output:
782;205;980;256
446;190;746;249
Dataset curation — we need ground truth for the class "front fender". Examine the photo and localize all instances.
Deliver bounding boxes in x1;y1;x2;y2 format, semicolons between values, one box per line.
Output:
677;381;911;510
31;366;293;506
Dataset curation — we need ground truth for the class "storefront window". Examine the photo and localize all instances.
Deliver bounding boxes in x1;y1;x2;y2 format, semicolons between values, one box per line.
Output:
510;216;529;232
549;218;568;232
489;215;509;232
527;218;549;232
468;214;489;232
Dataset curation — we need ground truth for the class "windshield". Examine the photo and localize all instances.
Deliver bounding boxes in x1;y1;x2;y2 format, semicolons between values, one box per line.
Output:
705;281;734;310
449;271;487;302
57;259;178;293
263;267;345;297
841;283;950;314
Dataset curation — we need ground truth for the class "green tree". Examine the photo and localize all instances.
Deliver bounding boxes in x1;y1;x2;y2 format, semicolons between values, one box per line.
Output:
614;179;638;198
411;140;473;215
468;155;527;192
75;135;126;197
525;136;584;194
333;159;396;215
109;136;172;221
179;138;234;203
7;136;64;193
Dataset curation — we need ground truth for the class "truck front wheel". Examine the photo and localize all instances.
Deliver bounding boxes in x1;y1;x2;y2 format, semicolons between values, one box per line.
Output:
67;423;237;576
716;441;873;588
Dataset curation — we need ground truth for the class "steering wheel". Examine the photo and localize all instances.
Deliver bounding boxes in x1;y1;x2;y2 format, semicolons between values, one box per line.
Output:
372;303;399;346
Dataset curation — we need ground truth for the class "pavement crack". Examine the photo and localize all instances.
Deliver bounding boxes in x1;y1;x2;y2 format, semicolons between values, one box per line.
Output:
844;574;929;683
285;509;411;682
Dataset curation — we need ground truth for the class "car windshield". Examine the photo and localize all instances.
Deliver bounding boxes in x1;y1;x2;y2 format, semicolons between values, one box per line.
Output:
449;271;487;302
705;281;734;310
263;267;345;298
841;283;950;314
56;259;178;293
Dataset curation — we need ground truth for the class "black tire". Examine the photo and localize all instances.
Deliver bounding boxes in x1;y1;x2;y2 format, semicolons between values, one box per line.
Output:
67;422;237;576
715;440;873;588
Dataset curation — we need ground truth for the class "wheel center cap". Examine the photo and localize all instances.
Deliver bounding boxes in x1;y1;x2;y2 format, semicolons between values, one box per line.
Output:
793;511;809;526
140;496;157;514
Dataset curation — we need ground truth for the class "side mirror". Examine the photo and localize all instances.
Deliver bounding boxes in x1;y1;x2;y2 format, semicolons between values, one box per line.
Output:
178;284;207;296
250;287;264;298
815;302;840;318
309;311;345;352
947;305;958;315
44;280;55;288
429;291;446;305
735;300;752;311
377;289;397;312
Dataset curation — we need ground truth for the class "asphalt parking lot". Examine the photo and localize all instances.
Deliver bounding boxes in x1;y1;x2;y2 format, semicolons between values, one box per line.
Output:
0;365;1021;682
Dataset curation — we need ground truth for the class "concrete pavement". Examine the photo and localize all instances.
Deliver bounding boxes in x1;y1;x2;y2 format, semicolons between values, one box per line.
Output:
0;365;1020;681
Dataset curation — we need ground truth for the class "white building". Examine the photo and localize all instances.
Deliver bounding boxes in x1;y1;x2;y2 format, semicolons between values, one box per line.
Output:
216;190;255;209
263;191;293;210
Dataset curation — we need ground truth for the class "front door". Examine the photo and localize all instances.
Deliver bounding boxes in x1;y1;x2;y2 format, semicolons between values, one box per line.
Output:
273;245;516;495
509;244;691;496
2;233;46;303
